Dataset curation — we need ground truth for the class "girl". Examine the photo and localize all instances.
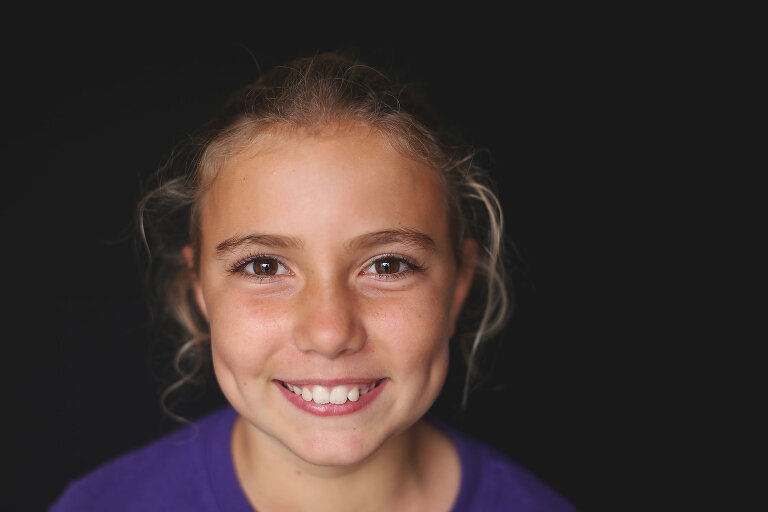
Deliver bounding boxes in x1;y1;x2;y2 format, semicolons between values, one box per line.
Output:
51;52;576;511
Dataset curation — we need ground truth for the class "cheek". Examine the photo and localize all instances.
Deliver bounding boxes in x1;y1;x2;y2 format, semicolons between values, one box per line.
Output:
368;282;453;368
206;288;291;375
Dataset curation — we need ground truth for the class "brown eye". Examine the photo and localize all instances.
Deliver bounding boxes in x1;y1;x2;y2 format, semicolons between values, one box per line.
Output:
374;260;400;274
246;257;286;277
363;255;419;280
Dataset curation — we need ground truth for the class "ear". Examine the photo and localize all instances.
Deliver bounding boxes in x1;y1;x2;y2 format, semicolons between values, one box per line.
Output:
183;246;209;321
448;238;478;337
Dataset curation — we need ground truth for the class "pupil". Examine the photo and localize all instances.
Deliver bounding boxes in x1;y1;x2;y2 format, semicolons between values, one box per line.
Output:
376;260;398;274
256;260;276;275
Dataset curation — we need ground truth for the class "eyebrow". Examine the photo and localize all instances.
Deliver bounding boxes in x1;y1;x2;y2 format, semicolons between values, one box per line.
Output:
215;228;436;257
216;233;304;256
347;228;437;252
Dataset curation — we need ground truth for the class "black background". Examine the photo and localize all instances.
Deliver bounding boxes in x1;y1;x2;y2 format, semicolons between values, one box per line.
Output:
1;12;674;511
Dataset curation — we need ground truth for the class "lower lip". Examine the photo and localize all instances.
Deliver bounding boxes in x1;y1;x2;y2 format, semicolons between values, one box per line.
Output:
275;380;387;416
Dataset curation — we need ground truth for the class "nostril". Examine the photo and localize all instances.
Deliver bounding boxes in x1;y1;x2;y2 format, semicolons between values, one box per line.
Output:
293;307;366;357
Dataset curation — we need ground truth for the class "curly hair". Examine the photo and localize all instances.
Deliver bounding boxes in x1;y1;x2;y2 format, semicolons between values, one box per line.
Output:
138;52;511;418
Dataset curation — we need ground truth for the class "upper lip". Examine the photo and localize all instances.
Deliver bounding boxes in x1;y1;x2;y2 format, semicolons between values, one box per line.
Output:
276;378;383;387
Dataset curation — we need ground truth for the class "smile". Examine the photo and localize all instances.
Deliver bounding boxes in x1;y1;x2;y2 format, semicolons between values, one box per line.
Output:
275;379;387;416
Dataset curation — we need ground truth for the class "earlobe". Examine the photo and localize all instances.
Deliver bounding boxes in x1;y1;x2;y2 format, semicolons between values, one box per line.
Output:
449;238;478;337
183;246;209;321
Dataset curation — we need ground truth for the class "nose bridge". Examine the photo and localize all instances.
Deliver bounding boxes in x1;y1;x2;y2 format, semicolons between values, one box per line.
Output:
293;272;365;357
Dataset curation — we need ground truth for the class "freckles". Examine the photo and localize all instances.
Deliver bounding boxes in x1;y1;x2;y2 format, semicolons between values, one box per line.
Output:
211;295;290;365
373;292;448;339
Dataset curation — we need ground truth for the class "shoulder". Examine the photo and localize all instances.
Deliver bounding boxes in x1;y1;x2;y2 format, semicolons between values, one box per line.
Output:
432;419;579;512
50;406;237;512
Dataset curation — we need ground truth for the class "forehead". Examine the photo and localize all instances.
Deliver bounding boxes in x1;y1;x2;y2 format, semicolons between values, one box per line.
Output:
200;125;450;247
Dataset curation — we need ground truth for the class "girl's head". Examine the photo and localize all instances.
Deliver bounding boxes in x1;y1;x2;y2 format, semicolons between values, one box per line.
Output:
140;53;510;448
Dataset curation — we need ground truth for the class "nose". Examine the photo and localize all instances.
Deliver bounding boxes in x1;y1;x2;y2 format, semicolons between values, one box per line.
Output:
293;276;366;358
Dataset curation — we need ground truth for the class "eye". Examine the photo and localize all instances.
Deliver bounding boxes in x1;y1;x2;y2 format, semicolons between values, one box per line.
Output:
362;255;422;280
241;256;290;278
372;259;404;274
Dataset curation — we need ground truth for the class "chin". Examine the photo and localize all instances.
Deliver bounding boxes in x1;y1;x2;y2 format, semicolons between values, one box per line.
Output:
285;429;386;467
277;443;367;468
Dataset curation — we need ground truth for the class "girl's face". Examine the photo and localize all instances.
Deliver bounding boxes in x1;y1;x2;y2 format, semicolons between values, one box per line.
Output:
193;124;475;467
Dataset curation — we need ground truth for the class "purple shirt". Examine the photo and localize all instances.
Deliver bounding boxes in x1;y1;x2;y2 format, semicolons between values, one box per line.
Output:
51;406;577;511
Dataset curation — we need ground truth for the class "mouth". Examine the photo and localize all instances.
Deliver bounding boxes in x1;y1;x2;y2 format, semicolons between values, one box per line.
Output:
277;379;385;405
274;378;387;416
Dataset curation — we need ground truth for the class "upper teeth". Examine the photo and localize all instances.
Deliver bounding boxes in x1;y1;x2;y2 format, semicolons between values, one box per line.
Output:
284;382;375;404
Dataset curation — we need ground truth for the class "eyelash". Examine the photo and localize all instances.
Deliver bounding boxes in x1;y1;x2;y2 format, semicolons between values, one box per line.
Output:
228;253;424;282
361;254;424;281
228;253;291;281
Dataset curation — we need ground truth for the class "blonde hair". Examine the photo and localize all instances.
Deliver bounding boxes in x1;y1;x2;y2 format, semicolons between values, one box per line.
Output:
138;52;511;418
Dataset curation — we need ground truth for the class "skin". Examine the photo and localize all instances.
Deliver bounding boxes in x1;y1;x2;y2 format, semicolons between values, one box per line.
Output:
190;122;476;511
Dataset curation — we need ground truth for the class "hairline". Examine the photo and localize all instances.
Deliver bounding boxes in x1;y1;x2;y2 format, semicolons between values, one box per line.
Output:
190;118;459;265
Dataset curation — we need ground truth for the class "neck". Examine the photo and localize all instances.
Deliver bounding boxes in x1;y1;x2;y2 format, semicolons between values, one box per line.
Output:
231;416;447;512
